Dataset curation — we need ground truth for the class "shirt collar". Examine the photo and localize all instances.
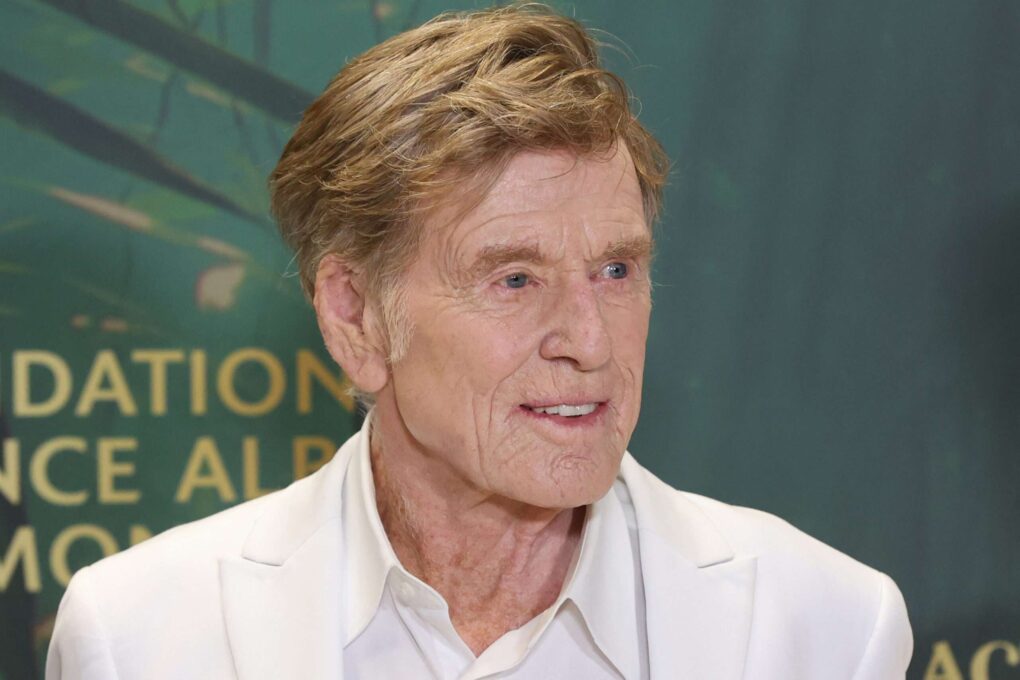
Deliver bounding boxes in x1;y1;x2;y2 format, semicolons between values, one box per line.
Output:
341;414;642;680
341;412;402;646
563;478;643;680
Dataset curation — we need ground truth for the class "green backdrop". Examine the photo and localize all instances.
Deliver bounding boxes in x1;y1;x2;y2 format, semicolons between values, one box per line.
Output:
1;1;1017;678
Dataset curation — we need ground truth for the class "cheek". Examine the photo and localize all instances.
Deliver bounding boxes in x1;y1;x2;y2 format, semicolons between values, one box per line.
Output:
609;296;651;359
608;301;650;423
403;307;544;407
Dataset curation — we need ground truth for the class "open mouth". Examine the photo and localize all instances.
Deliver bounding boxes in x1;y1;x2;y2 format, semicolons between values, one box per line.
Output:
521;401;606;421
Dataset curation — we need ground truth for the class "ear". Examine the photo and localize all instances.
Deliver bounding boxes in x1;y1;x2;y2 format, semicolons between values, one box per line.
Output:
313;254;389;394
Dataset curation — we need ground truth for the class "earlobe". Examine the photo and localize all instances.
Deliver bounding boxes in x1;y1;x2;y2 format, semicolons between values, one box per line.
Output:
313;254;389;394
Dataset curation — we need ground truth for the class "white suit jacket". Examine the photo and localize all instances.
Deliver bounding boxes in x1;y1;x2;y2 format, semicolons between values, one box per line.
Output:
46;429;913;679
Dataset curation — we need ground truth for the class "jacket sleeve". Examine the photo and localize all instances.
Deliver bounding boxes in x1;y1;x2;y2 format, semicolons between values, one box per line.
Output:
851;572;914;680
46;568;120;680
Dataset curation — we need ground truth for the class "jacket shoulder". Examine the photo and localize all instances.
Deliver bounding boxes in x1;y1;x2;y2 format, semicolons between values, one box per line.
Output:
48;439;356;679
83;487;274;587
75;438;348;593
621;457;910;677
47;494;276;680
681;490;877;573
666;487;912;677
59;491;274;634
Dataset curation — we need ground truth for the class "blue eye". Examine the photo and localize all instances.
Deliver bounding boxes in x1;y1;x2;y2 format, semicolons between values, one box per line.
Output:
503;272;529;289
603;262;628;279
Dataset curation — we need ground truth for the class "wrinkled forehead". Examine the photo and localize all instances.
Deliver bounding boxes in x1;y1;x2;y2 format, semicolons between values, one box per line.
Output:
396;147;650;289
420;145;648;246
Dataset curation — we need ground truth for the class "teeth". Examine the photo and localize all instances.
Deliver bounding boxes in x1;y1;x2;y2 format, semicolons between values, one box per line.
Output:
531;403;598;417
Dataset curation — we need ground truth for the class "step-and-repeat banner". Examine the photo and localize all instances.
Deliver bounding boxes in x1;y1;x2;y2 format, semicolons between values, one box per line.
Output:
1;1;1017;678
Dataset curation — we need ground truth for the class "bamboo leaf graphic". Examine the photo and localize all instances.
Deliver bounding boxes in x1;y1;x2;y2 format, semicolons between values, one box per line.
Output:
49;187;155;232
196;262;247;310
0;69;271;229
45;185;252;261
33;0;313;122
40;185;304;306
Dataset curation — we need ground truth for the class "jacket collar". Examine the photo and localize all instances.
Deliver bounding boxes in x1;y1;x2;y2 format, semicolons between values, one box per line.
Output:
619;454;757;680
219;427;358;680
219;426;756;680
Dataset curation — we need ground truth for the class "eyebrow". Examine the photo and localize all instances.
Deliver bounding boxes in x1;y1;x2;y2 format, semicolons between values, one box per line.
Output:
467;243;546;281
600;235;654;263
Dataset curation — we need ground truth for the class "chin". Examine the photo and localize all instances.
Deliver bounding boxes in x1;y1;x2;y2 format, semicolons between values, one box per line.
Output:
517;454;621;509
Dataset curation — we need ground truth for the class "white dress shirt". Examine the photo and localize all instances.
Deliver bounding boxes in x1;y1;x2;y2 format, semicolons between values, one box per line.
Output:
340;422;649;680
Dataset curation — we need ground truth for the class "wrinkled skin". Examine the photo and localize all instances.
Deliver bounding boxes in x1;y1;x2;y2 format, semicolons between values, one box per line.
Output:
374;145;652;510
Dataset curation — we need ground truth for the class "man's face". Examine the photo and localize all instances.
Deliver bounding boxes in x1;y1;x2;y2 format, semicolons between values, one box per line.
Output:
377;146;652;509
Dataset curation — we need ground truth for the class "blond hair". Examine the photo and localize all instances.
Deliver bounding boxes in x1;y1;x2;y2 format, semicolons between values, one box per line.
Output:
270;3;668;361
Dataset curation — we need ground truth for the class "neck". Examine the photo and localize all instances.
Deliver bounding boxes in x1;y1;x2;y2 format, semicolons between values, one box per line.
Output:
369;403;585;655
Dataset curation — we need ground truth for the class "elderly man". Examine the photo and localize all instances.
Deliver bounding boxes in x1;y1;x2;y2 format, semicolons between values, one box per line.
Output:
47;5;912;680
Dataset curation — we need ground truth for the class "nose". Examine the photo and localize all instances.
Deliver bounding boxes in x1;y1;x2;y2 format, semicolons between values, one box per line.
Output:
539;278;612;371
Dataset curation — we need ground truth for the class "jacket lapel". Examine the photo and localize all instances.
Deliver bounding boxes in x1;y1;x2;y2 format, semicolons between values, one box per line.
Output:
620;455;757;680
219;433;359;680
